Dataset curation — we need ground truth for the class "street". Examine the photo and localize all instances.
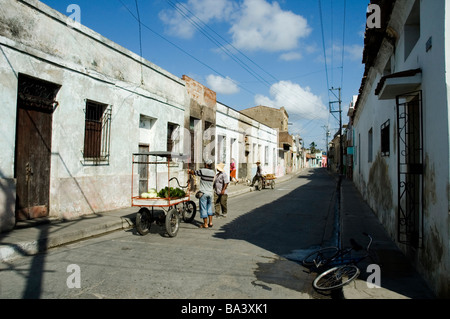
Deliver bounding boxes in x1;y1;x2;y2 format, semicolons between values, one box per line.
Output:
0;168;339;300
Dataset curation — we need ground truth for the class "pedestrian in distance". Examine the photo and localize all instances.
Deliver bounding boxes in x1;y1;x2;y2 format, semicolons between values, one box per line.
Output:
214;162;229;219
188;159;215;228
230;158;238;184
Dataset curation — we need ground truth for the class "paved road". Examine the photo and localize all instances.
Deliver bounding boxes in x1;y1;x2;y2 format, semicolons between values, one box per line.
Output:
0;168;338;300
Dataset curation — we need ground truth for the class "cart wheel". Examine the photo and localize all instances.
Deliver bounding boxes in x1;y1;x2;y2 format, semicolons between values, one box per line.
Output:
136;208;152;236
182;201;197;223
271;180;275;189
165;208;180;237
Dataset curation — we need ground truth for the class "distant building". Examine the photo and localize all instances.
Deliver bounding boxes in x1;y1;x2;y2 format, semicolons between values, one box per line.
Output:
240;106;294;176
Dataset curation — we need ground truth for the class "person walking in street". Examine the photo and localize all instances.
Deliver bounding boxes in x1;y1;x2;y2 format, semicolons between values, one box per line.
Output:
214;163;229;219
188;159;215;228
230;158;238;184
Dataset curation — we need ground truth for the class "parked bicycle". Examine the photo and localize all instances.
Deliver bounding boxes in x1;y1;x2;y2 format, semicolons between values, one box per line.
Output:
302;233;375;291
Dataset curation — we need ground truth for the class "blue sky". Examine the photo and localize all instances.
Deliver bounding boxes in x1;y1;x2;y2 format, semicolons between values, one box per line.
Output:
40;0;368;151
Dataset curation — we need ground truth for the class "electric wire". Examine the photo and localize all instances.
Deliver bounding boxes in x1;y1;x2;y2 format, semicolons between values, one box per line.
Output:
120;0;332;148
116;0;257;96
166;0;329;117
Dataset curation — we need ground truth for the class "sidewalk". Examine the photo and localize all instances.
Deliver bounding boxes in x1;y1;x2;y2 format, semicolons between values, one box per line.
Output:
338;177;436;299
0;171;297;264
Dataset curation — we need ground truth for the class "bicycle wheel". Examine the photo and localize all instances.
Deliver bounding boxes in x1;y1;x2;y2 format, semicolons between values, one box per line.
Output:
313;264;360;291
302;247;339;268
165;208;180;237
182;200;196;223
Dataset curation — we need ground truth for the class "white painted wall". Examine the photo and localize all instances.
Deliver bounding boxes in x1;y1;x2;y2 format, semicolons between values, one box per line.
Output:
353;0;450;297
0;0;187;228
216;102;278;179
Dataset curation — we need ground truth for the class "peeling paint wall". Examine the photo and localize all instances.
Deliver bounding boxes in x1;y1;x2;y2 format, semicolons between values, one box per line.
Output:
0;0;187;228
367;152;395;234
352;0;450;297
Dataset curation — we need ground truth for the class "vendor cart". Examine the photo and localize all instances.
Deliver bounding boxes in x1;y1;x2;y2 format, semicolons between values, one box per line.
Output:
254;174;276;191
131;151;196;237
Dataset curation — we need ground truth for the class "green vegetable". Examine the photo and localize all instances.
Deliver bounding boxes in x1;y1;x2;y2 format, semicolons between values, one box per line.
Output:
157;187;186;198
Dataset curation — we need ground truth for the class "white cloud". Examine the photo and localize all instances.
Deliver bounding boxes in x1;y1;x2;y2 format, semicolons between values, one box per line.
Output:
255;81;328;120
159;0;311;53
229;0;311;52
159;0;236;39
280;51;302;61
344;44;364;61
206;75;240;95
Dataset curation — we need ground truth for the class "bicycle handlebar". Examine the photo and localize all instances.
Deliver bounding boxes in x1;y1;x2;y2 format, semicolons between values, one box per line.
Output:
350;233;373;252
169;177;189;189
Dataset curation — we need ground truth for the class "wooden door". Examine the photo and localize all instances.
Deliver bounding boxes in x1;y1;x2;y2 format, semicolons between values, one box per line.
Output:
15;74;60;220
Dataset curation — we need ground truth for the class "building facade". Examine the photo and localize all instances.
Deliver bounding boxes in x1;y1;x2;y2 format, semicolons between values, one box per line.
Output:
239;105;294;176
352;0;450;297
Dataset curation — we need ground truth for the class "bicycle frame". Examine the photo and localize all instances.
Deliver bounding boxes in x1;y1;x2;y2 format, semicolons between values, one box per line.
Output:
307;233;373;269
308;234;374;291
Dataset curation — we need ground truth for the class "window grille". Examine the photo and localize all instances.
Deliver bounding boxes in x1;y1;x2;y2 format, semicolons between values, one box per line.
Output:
381;120;390;157
82;100;111;165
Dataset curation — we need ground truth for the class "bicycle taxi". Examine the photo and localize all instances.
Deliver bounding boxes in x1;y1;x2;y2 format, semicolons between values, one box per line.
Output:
131;151;196;237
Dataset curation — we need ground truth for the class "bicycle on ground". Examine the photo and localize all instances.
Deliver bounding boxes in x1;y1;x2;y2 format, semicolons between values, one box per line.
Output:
302;233;374;291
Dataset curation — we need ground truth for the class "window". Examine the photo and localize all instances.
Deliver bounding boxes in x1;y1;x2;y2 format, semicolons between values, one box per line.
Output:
265;146;269;165
167;123;180;153
404;0;420;61
83;100;111;165
381;120;390;157
368;128;373;163
218;135;226;164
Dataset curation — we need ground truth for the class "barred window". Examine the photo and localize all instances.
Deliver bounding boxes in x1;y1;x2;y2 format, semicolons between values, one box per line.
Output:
381;120;390;157
83;100;111;165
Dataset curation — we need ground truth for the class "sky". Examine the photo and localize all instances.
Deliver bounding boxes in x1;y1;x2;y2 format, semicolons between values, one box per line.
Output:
40;0;369;151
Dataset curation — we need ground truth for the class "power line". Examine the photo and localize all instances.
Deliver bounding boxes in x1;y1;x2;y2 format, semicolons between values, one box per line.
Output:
119;0;331;131
165;0;273;88
116;0;257;96
170;0;279;84
166;0;331;115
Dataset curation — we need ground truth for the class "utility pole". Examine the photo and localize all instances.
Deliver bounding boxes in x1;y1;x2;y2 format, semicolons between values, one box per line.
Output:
329;87;343;177
322;125;330;169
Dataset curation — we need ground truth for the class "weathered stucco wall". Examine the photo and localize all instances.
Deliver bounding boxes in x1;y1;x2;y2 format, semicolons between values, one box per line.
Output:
353;0;450;297
0;0;187;227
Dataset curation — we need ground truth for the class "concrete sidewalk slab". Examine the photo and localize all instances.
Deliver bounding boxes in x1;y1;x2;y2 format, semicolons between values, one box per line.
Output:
339;178;435;299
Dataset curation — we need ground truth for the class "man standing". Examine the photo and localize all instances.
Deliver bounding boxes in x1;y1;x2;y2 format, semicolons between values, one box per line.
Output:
213;163;229;218
188;159;215;228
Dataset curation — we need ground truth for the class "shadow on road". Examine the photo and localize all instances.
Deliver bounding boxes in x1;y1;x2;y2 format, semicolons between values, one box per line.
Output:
213;168;340;298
